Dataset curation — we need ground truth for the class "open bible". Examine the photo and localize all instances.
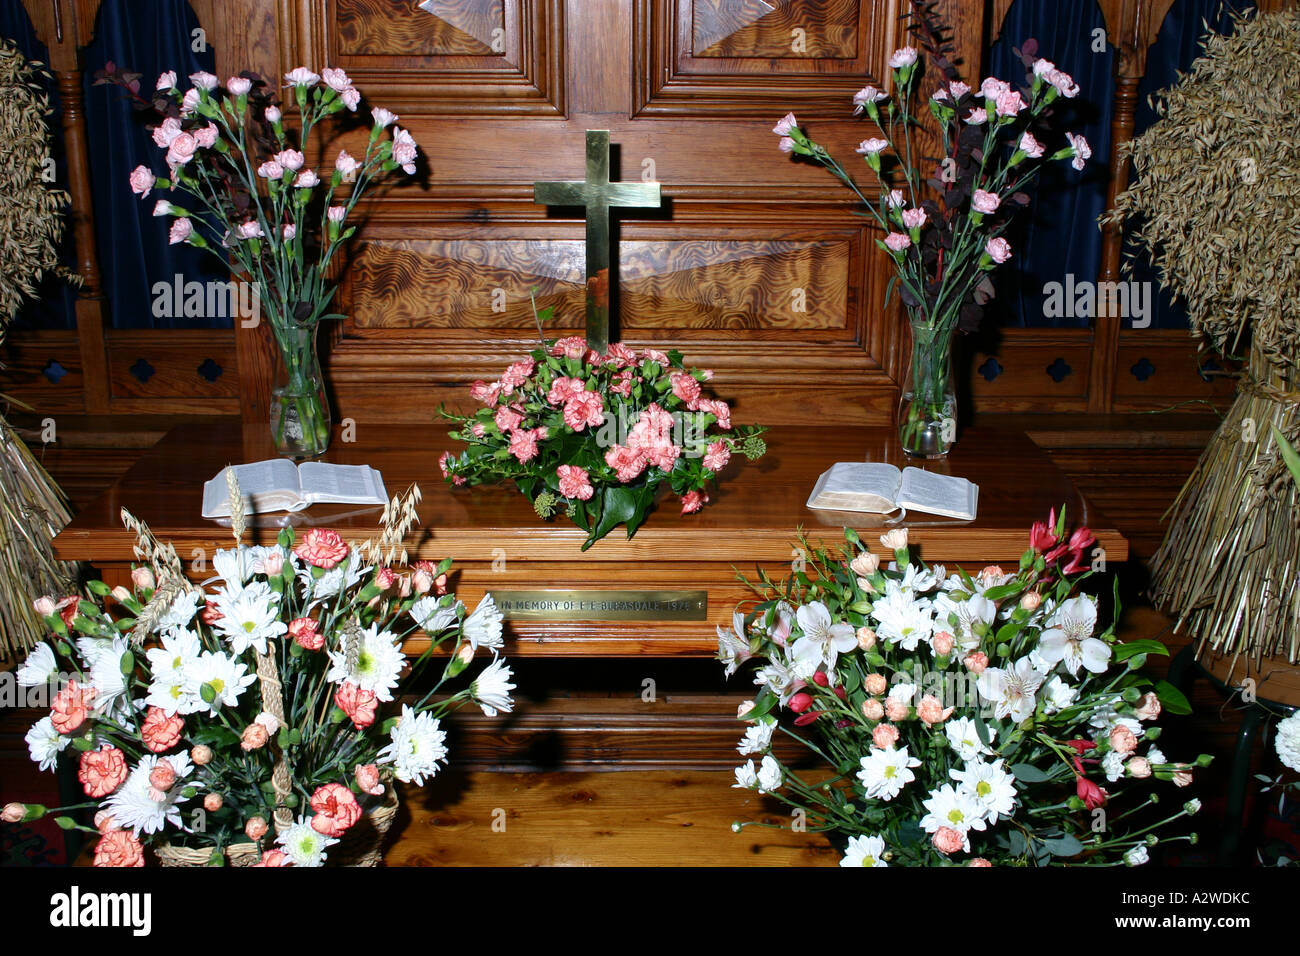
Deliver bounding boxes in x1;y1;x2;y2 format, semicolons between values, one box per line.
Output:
806;462;978;521
201;459;388;517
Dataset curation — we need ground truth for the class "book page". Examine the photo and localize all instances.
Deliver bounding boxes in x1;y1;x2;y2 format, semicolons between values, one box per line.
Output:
298;463;387;504
806;462;902;513
896;467;978;521
201;459;303;518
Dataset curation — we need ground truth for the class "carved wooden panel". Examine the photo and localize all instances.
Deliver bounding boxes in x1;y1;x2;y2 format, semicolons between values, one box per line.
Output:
320;0;564;116
635;0;900;116
346;235;851;334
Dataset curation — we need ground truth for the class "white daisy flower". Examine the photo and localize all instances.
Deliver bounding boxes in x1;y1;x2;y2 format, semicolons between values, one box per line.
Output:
26;717;70;771
756;754;782;793
472;655;516;717
145;628;201;684
463;595;504;651
410;596;462;633
213;581;286;655
155;589;203;632
951;758;1017;823
976;657;1044;724
1039;595;1110;676
16;644;56;687
946;716;996;762
920;784;988;849
791;601;857;674
104;753;193;836
872;584;935;651
277;815;338;867
888;681;917;705
840;834;889;867
377;704;448;785
857;746;922;801
325;623;406;701
737;719;776;756
185;651;256;714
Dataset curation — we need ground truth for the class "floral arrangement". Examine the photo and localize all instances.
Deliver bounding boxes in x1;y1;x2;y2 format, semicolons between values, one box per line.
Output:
2;478;512;867
103;62;419;457
773;2;1090;457
718;514;1211;867
440;303;767;550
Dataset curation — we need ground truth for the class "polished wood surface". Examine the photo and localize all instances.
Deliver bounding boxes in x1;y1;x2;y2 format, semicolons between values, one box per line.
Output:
53;420;1126;656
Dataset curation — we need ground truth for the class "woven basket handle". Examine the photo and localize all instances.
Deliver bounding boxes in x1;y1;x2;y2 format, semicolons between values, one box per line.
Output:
255;649;294;834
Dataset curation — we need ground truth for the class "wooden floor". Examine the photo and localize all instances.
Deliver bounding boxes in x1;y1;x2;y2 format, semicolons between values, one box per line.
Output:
388;770;836;867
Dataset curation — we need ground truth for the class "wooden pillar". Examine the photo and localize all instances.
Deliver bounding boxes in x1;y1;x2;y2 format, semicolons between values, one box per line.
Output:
22;0;109;413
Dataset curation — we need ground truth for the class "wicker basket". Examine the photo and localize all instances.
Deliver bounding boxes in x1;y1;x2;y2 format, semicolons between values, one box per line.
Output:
155;785;400;867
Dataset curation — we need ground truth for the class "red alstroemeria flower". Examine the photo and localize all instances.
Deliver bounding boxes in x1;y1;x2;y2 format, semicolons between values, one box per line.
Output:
1076;773;1108;810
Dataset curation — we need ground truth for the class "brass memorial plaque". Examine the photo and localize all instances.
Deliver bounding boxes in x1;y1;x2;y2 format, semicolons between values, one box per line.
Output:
490;590;708;622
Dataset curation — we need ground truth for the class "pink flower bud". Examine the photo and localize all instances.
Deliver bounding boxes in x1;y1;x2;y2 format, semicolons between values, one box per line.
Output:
414;569;433;594
862;698;884;721
354;763;383;796
32;596;56;617
933;631;955;656
264;106;282;124
111;586;132;603
1127;757;1152;779
885;697;911;722
245;816;268;841
191;744;213;765
872;723;899;749
1134;692;1162;721
1019;591;1042;611
204;793;224;812
864;673;888;696
241;723;269;751
964;651;989;674
130;566;155;591
227;76;252;96
788;692;814;714
2;803;26;823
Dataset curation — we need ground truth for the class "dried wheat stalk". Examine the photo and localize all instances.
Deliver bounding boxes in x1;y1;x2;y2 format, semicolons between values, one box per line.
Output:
1104;9;1300;669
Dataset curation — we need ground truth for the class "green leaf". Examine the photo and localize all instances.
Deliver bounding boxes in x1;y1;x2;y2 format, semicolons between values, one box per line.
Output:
972;707;992;748
86;580;113;597
982;581;1025;603
1155;679;1192;715
1042;834;1084;857
1113;639;1170;661
1008;829;1027;856
1010;763;1050;783
593;485;639;542
1272;424;1300;488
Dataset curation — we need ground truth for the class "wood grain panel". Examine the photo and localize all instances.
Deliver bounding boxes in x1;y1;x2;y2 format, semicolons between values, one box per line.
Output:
347;237;851;332
336;0;505;57
1111;332;1237;412
692;0;859;59
105;331;240;400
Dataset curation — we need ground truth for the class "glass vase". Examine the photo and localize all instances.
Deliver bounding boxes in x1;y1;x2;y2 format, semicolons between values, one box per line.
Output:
270;324;331;459
898;320;956;459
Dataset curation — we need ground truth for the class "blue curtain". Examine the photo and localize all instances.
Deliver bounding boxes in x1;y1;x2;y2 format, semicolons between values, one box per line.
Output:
985;0;1115;329
82;0;229;329
0;0;77;331
1127;0;1257;330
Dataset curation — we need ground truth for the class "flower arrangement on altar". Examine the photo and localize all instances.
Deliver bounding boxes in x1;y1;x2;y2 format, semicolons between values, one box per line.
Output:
440;301;768;550
102;63;419;459
773;1;1091;458
718;514;1211;867
3;478;511;867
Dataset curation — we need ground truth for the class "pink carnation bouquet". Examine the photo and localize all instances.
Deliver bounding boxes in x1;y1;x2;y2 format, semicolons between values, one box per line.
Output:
3;481;511;867
440;303;768;550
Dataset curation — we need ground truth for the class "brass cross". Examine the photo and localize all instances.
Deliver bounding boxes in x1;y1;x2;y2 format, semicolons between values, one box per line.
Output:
534;130;661;353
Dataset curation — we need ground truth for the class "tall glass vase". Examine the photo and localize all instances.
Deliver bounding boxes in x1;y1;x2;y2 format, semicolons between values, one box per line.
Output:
271;323;331;459
898;319;956;459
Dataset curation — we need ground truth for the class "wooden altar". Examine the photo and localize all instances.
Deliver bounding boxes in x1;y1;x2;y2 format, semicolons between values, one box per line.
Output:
52;421;1126;657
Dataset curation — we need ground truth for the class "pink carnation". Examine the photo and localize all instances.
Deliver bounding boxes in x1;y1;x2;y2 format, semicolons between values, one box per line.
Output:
469;380;502;406
985;237;1012;264
509;428;541;463
932;826;965;855
141;707;184;753
680;490;709;514
772;112;797;135
563;391;605;431
129;165;156;197
310;783;362;837
557;465;594;500
292;527;349;569
670;371;702;405
604;444;646;483
546;376;587;406
971;189;1001;214
995;90;1026;117
702;440;730;472
78;746;129;798
884;232;912;252
500;358;535;391
550;336;589;360
165;132;197;166
335;681;377;730
494;406;524;433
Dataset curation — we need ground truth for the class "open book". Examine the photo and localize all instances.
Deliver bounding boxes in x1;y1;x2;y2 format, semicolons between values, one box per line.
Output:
201;459;388;518
806;463;978;521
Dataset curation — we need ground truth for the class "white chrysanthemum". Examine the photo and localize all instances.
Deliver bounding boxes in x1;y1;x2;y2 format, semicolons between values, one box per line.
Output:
472;655;516;717
213;581;286;655
325;623;405;701
88;637;131;715
26;716;70;771
145;629;204;715
463;595;504;651
737;719;776;756
872;584;934;651
409;596;462;633
299;549;366;601
857;746;922;801
1102;750;1127;782
951;759;1017;824
888;681;916;705
756;754;782;793
920;784;988;848
1124;844;1149;866
155;590;203;632
16;643;56;687
377;704;448;785
946;716;996;762
184;651;256;714
1042;675;1078;715
976;657;1044;723
1276;712;1300;772
791;601;857;675
76;636;115;670
277;815;338;867
840;834;889;867
104;753;193;836
1039;595;1110;676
